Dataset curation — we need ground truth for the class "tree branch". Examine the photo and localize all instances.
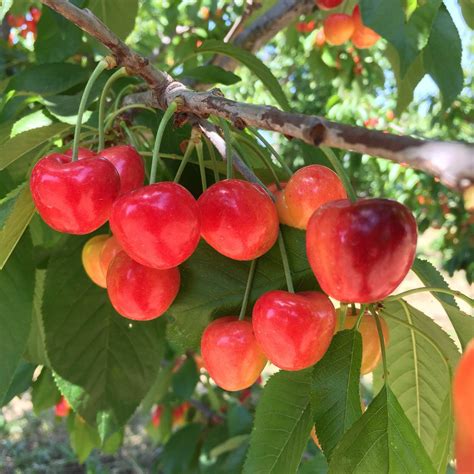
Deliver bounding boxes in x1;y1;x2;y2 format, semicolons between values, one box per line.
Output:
40;0;474;191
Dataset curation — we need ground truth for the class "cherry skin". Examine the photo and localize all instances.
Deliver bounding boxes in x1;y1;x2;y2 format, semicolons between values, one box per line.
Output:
252;290;336;371
30;153;120;234
110;182;201;269
306;199;417;303
55;396;70;417
97;145;145;195
201;317;267;391
99;235;123;278
342;310;390;374
64;147;97;160
323;13;355;46
284;165;347;229
107;251;180;321
268;182;295;226
198;179;279;260
351;6;380;49
316;0;343;10
82;234;109;288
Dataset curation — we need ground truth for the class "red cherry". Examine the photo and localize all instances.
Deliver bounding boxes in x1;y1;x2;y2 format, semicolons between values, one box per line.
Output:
323;13;355;46
351;5;380;49
201;317;267;391
97;145;145;195
25;20;37;37
7;14;25;28
315;29;326;47
252;290;336;371
316;0;343;10
106;252;180;321
55;396;70;417
99;235;122;278
152;405;163;427
30;6;41;23
30;153;120;234
267;182;295;226
110;182;200;269
306;199;417;303
64;147;96;160
198;179;279;260
172;402;190;426
284;165;347;229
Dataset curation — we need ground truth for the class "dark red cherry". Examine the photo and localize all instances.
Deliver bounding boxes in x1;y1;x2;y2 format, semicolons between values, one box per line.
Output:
110;182;201;269
30;153;120;234
198;179;279;260
106;252;180;321
306;198;417;303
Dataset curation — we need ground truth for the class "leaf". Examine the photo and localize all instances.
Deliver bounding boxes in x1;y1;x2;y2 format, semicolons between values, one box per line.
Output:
69;415;101;464
0;233;35;403
460;0;474;29
0;185;36;269
311;330;362;459
8;63;89;96
0;361;36;406
167;227;317;351
228;404;253;437
171;357;199;400
197;40;291;111
210;435;249;458
244;370;313;474
43;235;167;438
181;65;241;86
411;258;474;349
88;0;139;40
423;5;463;108
31;367;61;415
0;0;13;21
298;453;328;474
328;386;436;473
0;123;70;170
374;301;460;472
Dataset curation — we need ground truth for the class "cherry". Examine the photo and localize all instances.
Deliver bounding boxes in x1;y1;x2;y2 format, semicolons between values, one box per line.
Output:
30;153;120;234
172;402;190;427
351;6;380;49
316;0;343;10
64;147;96;160
110;182;201;269
97;145;145;195
55;396;70;417
306;199;417;303
267;182;294;226
106;251;180;321
82;234;109;288
454;340;474;473
99;235;122;278
342;310;390;374
323;14;355;46
314;29;326;47
151;405;163;427
284;165;347;229
30;7;41;23
198;179;279;260
252;290;336;371
201;317;267;391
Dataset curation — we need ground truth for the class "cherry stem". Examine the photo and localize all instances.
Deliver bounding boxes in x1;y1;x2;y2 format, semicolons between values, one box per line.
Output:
72;59;109;162
105;104;156;132
354;304;367;329
220;118;233;179
196;140;207;192
278;230;295;293
239;259;258;321
369;306;389;383
204;136;220;182
338;303;348;331
385;287;474;307
249;128;293;178
97;67;128;151
114;84;136;111
173;139;195;183
150;101;178;184
120;121;139;150
320;146;357;202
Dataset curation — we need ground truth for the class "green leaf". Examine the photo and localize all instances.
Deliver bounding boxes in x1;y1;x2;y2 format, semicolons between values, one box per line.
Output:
460;0;474;29
0;0;13;21
8;63;89;96
11;111;54;137
0;233;35;403
1;361;36;406
197;40;291;111
210;435;249;458
171;357;199;400
412;258;474;349
88;0;139;40
374;301;460;472
167;227;317;351
244;370;313;474
31;367;61;415
69;415;101;463
298;453;328;474
43;235;167;438
311;330;362;459
181;65;241;85
0;185;36;269
328;386;436;473
0;123;70;171
423;5;463;108
228;404;253;436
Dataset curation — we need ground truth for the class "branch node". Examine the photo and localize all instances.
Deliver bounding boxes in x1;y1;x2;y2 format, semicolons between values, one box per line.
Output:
309;122;327;146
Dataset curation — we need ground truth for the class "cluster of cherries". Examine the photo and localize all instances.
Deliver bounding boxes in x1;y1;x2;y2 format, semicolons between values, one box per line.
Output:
6;6;41;45
30;139;416;393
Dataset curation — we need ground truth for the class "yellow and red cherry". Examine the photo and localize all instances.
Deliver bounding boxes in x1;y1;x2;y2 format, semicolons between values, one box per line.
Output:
252;290;336;371
323;13;355;46
97;145;145;195
201;317;267;391
30;153;120;234
306;199;417;303
99;235;122;278
106;252;180;321
110;182;201;269
267;182;295;226
351;5;380;49
342;310;390;374
82;234;109;288
316;0;343;10
198;179;279;260
284;165;347;229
